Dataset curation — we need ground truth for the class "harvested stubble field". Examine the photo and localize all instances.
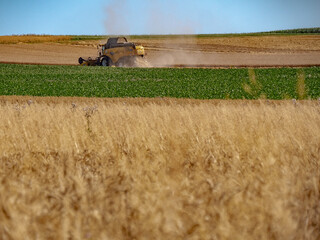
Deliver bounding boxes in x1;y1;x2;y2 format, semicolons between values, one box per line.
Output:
0;34;320;66
0;96;319;239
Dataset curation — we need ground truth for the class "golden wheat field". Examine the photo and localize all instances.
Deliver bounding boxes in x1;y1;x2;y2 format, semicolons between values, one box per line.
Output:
0;97;319;240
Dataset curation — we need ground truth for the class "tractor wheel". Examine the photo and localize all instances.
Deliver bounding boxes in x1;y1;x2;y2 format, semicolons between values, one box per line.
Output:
101;57;111;67
78;57;84;65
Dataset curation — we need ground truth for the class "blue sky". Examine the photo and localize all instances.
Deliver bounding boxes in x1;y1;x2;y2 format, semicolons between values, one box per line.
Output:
0;0;319;35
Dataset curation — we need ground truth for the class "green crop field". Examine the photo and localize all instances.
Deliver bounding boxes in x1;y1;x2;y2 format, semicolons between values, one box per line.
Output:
0;64;319;99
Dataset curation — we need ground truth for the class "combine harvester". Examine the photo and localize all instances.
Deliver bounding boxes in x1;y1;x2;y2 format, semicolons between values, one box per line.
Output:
78;37;146;67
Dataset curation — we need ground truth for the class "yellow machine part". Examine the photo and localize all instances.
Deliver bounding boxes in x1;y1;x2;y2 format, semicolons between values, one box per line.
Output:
135;45;145;56
103;45;145;64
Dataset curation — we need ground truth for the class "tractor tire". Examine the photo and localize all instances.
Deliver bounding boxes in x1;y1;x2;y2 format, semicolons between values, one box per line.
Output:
78;57;84;64
101;57;111;67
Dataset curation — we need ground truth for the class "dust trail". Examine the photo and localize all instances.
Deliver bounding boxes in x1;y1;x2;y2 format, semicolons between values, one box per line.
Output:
133;57;152;68
143;1;209;67
104;0;209;67
144;1;198;35
104;0;130;35
104;0;200;35
146;37;204;67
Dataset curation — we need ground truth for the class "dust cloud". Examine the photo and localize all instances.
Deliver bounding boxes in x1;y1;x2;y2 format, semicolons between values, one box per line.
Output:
146;37;208;67
104;0;209;67
104;0;200;35
104;0;130;35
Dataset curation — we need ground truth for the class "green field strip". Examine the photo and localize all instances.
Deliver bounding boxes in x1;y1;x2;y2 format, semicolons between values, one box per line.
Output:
0;64;319;99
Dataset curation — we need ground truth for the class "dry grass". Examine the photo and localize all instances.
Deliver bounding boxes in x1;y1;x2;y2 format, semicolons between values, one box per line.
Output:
0;35;71;44
1;35;320;52
0;97;319;240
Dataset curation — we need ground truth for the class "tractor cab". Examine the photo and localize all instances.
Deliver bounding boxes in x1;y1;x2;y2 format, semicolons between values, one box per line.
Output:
99;37;135;57
105;37;135;49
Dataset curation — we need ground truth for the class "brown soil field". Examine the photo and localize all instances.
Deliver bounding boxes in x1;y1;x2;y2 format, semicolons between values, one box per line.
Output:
0;35;320;67
0;96;319;239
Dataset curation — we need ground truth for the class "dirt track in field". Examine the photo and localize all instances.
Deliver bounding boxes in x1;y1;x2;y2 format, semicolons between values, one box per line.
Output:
0;35;319;67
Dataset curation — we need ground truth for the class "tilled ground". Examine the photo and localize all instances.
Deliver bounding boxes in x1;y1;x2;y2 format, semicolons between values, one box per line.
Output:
0;35;319;67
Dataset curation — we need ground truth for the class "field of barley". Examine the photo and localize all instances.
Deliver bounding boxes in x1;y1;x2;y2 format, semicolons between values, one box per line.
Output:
0;96;319;239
